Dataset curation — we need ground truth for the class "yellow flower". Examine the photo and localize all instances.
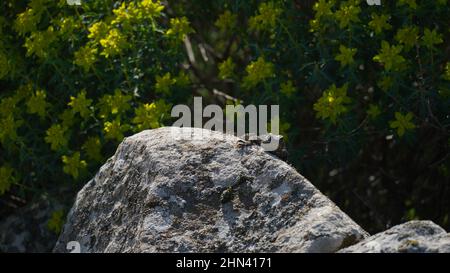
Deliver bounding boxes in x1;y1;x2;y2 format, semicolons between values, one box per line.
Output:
140;0;165;19
62;152;87;179
59;109;76;128
155;73;175;94
313;84;352;124
132;100;170;131
14;8;41;36
395;26;419;51
373;41;406;72
334;1;361;29
0;165;16;195
218;57;236;80
82;136;103;162
174;71;190;87
74;46;98;73
54;16;80;38
100;29;128;58
112;0;164;28
133;103;158;130
27;89;48;119
421;28;443;50
0;97;18;117
45;124;68;151
104;118;130;141
14;84;34;103
68;90;92;119
112;2;137;26
215;10;237;32
335;45;357;67
47;210;64;234
166;17;194;41
309;18;321;33
309;0;335;33
24;26;57;59
248;2;282;33
0;114;22;144
389;112;416;137
97;89;132;119
313;0;334;19
242;57;275;89
280;80;296;97
368;13;392;34
88;21;109;42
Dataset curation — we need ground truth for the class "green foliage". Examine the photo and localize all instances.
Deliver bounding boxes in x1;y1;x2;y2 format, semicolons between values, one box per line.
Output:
1;0;449;233
0;0;190;228
47;210;65;234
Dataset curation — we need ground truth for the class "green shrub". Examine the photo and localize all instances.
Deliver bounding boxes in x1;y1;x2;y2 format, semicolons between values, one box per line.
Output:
0;0;190;214
1;0;449;233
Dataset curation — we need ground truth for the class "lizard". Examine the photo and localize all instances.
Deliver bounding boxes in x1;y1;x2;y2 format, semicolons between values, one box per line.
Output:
235;133;288;161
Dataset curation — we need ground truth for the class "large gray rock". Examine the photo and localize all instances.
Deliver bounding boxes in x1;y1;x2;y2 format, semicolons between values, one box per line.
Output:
339;220;450;253
54;127;368;253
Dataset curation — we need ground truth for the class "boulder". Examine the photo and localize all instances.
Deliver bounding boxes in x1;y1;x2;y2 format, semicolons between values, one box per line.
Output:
54;127;368;253
339;220;450;253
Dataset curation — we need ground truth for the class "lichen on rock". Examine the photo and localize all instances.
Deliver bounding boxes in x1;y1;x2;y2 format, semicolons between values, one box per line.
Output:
339;220;450;253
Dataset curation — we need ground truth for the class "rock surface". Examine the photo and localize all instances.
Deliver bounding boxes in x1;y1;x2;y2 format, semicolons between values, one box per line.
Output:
339;220;450;253
54;127;368;253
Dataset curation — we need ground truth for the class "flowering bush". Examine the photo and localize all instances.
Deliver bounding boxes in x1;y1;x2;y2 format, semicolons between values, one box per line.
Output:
0;0;191;232
0;0;449;234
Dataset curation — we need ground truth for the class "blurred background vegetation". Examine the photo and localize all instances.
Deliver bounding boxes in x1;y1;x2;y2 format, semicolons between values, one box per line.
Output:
0;0;449;242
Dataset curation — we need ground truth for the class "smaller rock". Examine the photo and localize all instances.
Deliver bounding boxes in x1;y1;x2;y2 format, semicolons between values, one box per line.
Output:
339;220;450;253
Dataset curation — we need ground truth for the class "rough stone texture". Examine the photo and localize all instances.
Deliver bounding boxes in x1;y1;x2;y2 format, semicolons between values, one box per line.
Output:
0;199;60;252
339;221;450;253
54;127;368;253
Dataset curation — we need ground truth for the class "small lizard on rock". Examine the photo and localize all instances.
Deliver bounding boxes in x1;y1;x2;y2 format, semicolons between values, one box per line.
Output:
236;133;288;161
